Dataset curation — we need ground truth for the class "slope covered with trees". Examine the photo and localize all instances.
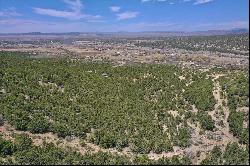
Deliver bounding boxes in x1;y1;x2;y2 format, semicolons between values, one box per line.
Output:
0;52;248;165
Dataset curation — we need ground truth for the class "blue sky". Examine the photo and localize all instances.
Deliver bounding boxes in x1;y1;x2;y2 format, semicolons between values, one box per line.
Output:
0;0;249;33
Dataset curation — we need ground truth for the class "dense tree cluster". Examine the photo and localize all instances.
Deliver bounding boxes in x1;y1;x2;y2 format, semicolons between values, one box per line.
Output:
201;143;249;165
183;74;216;131
220;72;249;110
0;52;199;154
184;75;215;112
196;111;215;131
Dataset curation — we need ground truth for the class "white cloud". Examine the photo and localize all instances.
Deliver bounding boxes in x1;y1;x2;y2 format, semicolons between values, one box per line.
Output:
33;8;78;19
116;11;139;20
194;0;214;5
0;7;22;17
33;0;101;21
110;6;121;12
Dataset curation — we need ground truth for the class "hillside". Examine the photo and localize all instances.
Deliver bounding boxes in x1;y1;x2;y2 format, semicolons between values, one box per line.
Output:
0;52;248;165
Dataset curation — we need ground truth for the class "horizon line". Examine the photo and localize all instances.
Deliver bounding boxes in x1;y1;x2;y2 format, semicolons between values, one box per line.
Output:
0;28;249;35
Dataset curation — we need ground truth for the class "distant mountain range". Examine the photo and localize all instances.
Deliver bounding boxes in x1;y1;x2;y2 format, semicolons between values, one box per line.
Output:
0;29;248;37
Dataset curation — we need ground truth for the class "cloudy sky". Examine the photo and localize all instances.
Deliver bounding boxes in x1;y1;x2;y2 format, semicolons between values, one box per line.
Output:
0;0;249;33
